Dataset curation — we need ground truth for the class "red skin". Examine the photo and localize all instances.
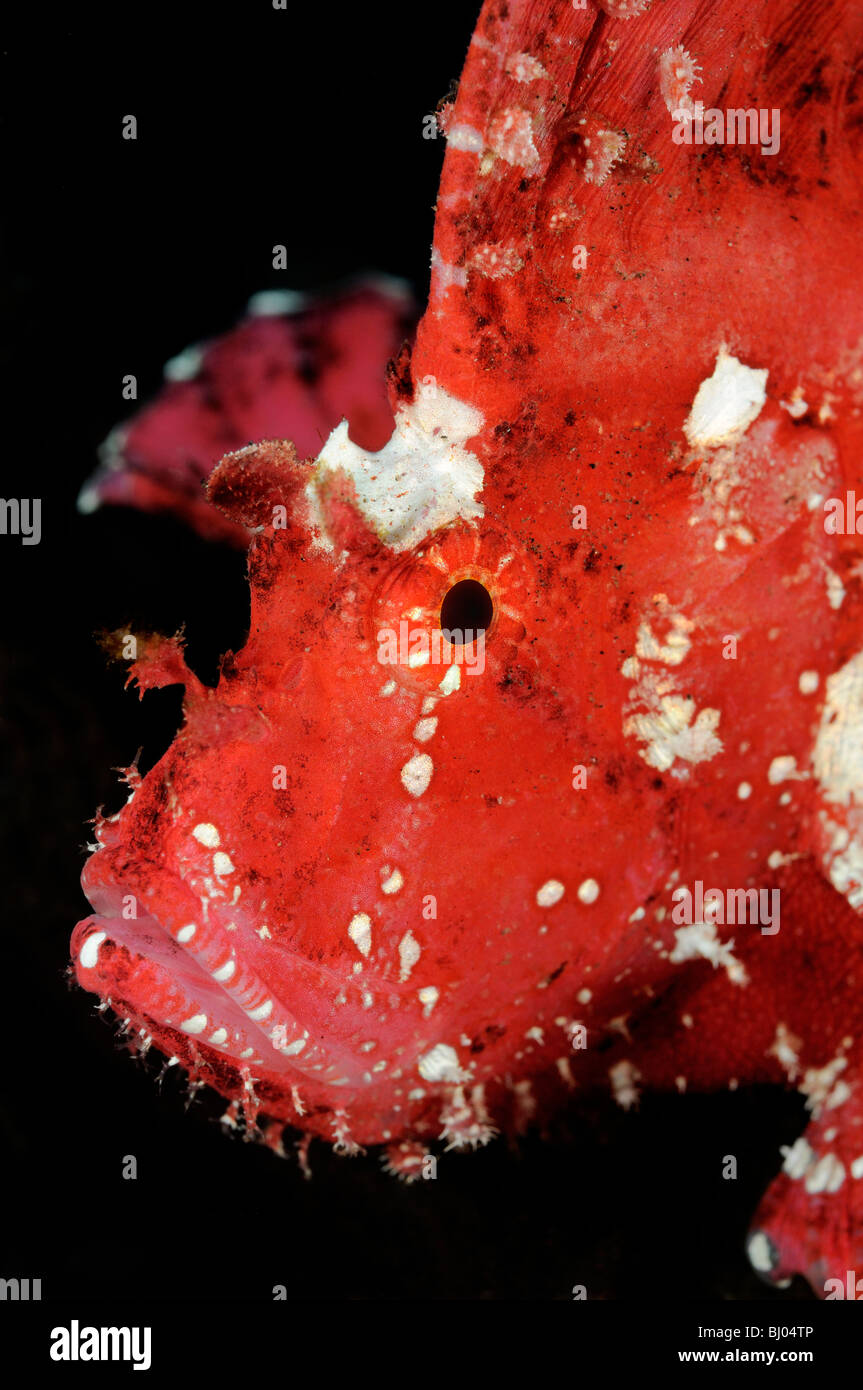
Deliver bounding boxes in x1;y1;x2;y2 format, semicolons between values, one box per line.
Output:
72;0;863;1295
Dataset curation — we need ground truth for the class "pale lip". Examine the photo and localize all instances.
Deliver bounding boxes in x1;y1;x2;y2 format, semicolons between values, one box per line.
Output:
73;866;374;1090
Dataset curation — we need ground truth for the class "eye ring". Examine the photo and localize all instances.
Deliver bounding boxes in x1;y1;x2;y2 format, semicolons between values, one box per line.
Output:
439;578;494;644
368;524;531;693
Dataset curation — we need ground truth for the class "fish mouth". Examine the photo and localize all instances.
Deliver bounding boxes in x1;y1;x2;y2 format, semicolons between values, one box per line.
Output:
72;865;372;1090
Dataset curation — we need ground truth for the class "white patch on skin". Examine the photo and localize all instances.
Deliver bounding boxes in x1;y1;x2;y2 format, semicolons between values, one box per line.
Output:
659;44;701;116
747;1232;774;1273
800;1054;848;1113
768;755;799;785
817;811;861;900
804;1153;845;1195
577;988;592;1004
825;566;846;611
815;655;863;808
625;691;722;773
536;879;565;908
380;866;404;895
247;1000;273;1022
307;387;484;552
767;849;795;869
780;391;808;419
575;121;626;186
737;782;752;800
208;1028;228;1045
418;986;439;1017
413;717;438;743
192;822;220;848
417;1042;465;1083
622;600;722;772
825;1080;852;1110
799;670;819;695
609;1060;641;1111
670;920;749;986
525;1026;544;1044
505;52;548;83
767;1023;803;1080
446;123;484;152
487;106;541;172
79;931;106;969
380;679;397;697
470;243;524;280
177;924;196;943
429;249;468;303
813;653;863;907
398;930;421;982
781;1136;816;1180
634;611;694;667
213;852;235;876
212;957;236;982
850;1155;863;1180
683;349;768;449
439;665;461;695
421;696;438;714
180;1014;208;1034
348;913;373;958
400;753;433;797
577;878;600;904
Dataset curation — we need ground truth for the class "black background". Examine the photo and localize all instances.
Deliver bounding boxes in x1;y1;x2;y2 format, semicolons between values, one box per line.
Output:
0;1;813;1301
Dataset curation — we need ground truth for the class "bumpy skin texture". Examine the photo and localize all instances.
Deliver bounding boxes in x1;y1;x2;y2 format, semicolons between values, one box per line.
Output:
72;0;863;1296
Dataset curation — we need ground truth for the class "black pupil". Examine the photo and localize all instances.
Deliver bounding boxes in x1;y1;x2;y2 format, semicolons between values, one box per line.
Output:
439;579;494;643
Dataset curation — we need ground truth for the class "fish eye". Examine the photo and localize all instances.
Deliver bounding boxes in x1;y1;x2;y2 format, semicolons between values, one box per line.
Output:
439;578;494;643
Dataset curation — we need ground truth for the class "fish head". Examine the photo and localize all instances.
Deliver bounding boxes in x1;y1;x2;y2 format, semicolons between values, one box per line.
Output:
71;387;664;1155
